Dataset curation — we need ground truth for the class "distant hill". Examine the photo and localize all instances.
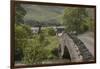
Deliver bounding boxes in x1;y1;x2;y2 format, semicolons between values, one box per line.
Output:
21;4;95;27
21;4;64;23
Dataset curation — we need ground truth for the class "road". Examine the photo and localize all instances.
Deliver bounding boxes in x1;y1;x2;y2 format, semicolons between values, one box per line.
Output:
78;32;94;57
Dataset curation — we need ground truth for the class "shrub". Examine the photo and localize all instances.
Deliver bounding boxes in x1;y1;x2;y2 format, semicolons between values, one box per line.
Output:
47;28;56;36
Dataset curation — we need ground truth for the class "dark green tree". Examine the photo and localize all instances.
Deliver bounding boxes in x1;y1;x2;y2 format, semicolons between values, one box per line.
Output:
15;3;28;61
15;4;26;24
63;7;89;34
22;32;50;64
15;24;33;61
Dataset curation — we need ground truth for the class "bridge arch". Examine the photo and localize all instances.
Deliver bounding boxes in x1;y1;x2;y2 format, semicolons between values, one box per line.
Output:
58;33;83;62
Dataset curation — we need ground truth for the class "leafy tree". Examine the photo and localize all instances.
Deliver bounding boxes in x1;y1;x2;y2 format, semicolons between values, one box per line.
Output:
15;24;33;61
15;4;26;24
47;28;56;36
15;24;32;39
62;7;89;34
22;32;50;64
15;3;28;61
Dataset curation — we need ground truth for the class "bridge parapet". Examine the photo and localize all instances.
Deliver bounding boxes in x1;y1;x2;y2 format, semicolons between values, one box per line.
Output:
67;33;94;62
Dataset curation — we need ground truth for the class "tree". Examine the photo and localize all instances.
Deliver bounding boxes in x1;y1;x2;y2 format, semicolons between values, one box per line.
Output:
15;3;29;61
15;24;33;61
47;28;56;36
22;32;50;64
62;7;89;34
15;4;26;24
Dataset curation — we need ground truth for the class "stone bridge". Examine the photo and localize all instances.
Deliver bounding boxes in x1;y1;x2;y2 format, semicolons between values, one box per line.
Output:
58;32;94;62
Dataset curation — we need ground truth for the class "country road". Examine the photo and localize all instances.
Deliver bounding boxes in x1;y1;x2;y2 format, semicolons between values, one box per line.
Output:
78;32;94;57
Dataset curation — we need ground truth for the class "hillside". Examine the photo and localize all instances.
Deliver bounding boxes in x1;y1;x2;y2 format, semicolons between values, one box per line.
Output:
21;4;64;22
20;4;95;28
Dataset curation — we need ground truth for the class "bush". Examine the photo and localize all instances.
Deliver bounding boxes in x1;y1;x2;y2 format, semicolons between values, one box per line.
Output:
47;28;56;36
22;33;50;64
15;46;23;61
15;24;33;62
15;25;59;64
